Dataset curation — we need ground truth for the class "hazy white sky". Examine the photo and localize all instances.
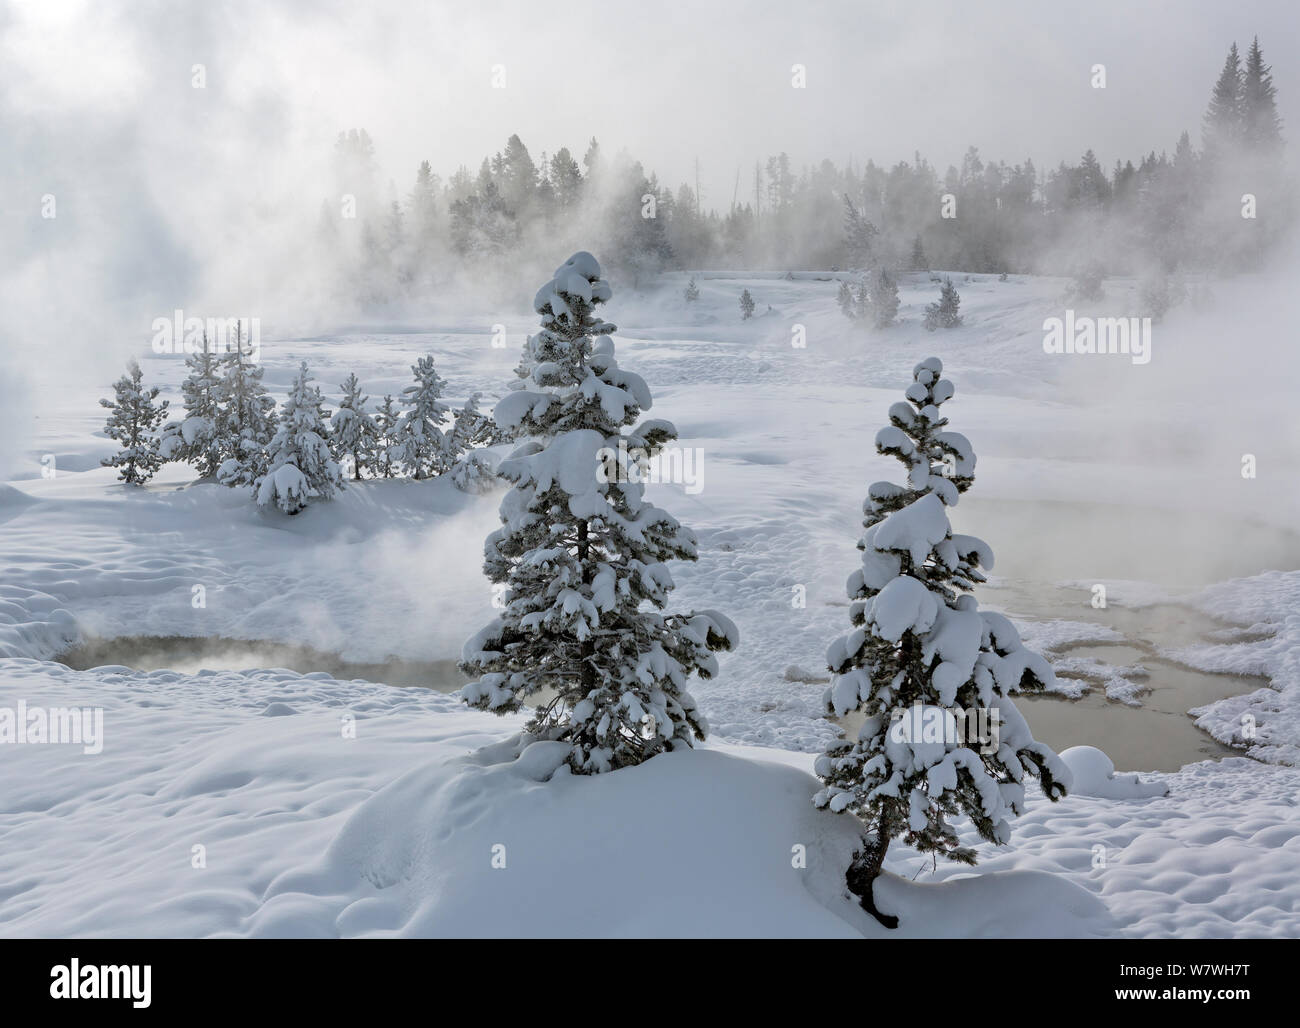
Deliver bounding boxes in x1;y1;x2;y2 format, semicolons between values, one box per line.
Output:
1;0;1295;401
4;0;1296;208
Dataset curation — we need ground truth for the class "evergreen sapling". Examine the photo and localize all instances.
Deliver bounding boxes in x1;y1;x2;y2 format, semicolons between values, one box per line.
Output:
816;357;1069;927
461;251;738;774
254;362;341;514
99;359;169;485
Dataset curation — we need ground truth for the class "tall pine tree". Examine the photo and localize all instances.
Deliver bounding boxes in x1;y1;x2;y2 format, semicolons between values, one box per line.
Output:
461;251;737;774
1242;37;1283;154
1203;42;1244;155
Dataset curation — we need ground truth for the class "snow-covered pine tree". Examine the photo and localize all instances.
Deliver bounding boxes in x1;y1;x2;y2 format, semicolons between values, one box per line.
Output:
853;275;871;321
161;332;223;478
372;394;401;478
867;267;900;328
837;280;856;320
99;359;169;485
446;392;500;493
739;288;755;320
215;322;276;487
461;251;738;774
330;373;379;480
922;277;963;331
1069;262;1105;302
815;357;1069;927
445;391;496;454
396;355;450;479
684;275;700;302
254;361;341;515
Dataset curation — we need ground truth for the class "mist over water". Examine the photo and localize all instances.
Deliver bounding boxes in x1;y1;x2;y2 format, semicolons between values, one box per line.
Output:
57;635;467;690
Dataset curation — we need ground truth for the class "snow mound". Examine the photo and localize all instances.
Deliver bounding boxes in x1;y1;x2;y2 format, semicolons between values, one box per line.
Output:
250;741;1111;938
1060;745;1168;799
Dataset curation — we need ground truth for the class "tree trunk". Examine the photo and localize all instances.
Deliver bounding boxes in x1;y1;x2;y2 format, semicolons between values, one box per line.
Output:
845;833;898;929
577;520;594;693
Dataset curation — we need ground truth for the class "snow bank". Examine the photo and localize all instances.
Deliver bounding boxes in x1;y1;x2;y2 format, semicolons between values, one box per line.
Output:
1170;571;1300;765
1;660;1115;938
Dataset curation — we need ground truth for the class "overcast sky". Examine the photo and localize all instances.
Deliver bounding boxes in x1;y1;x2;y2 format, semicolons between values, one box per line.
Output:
4;0;1296;208
1;0;1296;402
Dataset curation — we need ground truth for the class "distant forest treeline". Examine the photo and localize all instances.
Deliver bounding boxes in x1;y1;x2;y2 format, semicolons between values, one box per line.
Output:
316;37;1288;302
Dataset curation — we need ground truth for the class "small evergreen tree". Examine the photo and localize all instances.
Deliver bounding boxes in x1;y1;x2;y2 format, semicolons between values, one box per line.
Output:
853;275;871;321
923;277;963;330
1139;270;1186;324
215;322;276;487
909;235;928;273
445;392;500;492
450;450;500;493
99;359;169;485
396;355;450;479
867;267;900;328
842;195;877;268
330;373;379;480
162;332;223;478
837;280;855;319
254;362;341;515
739;288;755;320
1069;262;1106;302
816;357;1069;927
372;394;402;479
461;251;738;774
445;392;496;456
684;275;700;302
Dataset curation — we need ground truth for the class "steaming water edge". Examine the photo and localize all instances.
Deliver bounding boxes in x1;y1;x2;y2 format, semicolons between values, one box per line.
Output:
56;635;467;691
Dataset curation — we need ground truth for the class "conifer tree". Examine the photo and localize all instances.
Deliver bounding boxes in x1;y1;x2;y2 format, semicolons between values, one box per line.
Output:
446;392;500;492
1069;262;1106;302
372;394;402;478
445;392;496;457
867;267;900;328
216;322;276;487
99;359;169;485
1203;42;1244;153
837;279;855;320
1242;37;1283;154
684;275;700;302
739;288;755;320
909;235;929;273
461;251;737;774
330;373;379;480
816;357;1069;926
853;274;871;321
162;332;223;478
923;277;963;330
396;355;451;479
254;362;341;515
842;195;877;268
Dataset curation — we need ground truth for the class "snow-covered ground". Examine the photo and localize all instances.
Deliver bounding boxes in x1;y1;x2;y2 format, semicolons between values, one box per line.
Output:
3;271;1299;936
